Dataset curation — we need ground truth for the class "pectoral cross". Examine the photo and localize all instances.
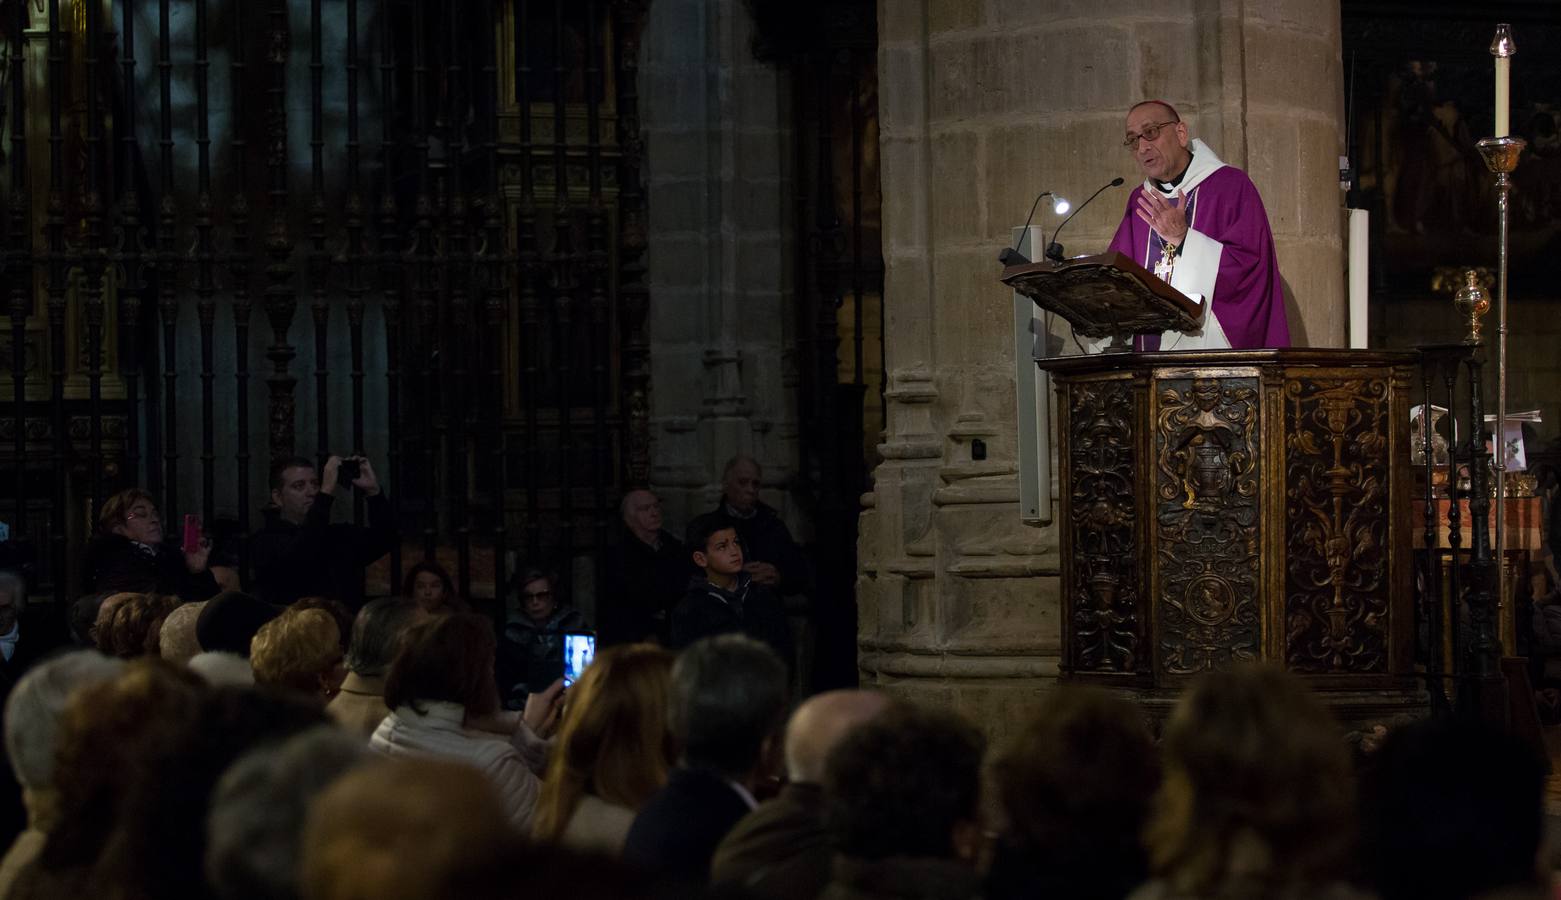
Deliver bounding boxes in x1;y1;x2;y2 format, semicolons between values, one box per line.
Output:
1154;251;1175;282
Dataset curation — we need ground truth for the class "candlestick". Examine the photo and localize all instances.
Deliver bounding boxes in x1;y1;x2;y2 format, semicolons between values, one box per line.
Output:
1492;24;1515;138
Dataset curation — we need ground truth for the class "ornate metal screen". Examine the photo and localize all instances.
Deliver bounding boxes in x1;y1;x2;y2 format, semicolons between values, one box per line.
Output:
0;0;649;605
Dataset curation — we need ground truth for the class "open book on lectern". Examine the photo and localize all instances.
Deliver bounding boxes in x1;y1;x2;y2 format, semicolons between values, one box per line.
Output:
1000;251;1203;353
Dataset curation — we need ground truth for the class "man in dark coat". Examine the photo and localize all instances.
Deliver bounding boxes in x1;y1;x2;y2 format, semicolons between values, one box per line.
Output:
249;455;397;612
711;457;810;597
712;690;892;900
624;635;789;888
599;488;691;646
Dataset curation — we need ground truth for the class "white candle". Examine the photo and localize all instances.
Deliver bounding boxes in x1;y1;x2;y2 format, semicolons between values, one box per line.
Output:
1348;209;1369;349
1495;55;1510;137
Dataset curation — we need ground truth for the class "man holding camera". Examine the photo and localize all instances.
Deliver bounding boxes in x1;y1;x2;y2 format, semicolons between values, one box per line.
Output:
250;455;398;611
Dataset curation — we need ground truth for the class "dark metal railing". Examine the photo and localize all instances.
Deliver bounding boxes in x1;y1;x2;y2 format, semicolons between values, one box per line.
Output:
0;2;649;607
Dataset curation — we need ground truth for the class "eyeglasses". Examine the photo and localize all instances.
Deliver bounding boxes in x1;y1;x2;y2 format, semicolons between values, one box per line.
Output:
523;589;553;601
1122;121;1176;150
124;506;158;521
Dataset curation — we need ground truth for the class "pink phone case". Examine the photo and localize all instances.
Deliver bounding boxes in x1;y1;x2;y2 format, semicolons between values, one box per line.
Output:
183;514;201;554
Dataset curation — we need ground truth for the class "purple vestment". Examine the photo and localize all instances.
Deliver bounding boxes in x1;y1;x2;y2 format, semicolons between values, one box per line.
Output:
1107;166;1291;350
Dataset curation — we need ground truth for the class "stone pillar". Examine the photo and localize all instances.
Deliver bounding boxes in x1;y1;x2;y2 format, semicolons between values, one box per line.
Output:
639;0;805;533
861;0;1347;739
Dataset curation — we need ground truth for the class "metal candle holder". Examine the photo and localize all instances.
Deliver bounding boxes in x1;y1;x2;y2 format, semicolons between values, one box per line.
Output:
1475;132;1522;621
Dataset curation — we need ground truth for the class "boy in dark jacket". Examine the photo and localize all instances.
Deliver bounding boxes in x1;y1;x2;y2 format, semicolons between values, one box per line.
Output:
672;514;791;665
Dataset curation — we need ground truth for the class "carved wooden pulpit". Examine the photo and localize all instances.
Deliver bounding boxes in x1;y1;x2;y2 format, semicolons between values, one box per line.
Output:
1036;349;1424;722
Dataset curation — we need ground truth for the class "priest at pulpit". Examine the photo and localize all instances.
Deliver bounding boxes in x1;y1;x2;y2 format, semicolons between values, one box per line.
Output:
1108;100;1291;351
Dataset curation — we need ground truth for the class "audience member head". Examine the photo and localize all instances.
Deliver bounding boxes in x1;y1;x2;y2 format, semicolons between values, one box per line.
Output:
96;684;331;900
70;591;114;646
824;703;985;862
987;686;1161;900
1145;664;1354;896
533;643;676;842
300;757;521;900
620;488;664;544
685;513;744;582
512;567;560;625
103;592;180;658
250;607;346;701
0;568;26;636
669;634;788;782
293;595;354;652
402;562;458;614
92;591;140;650
345;597;423;678
43;659;206;870
720;455;762;514
271;456;321;525
197;590;281;657
188;651;256;687
159;601;208;665
383;612;500;721
207;725;368;900
784;689;892;785
3;652;125;802
98;488;162;543
1359;716;1546;900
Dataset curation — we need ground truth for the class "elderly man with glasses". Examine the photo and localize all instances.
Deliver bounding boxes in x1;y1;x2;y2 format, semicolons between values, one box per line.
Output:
1105;100;1291;351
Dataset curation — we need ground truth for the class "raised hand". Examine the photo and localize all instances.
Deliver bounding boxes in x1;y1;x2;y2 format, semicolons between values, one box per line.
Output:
1135;188;1189;245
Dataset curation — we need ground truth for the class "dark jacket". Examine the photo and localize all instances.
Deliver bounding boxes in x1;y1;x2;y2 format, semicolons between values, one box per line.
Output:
82;534;221;602
671;573;792;663
713;501;811;597
984;837;1148;900
600;526;692;646
711;782;830;900
819;856;983;900
496;604;586;708
624;767;753;887
249;492;396;611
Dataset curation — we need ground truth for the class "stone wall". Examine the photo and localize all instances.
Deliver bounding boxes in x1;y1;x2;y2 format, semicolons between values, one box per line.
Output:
639;0;807;536
860;0;1349;739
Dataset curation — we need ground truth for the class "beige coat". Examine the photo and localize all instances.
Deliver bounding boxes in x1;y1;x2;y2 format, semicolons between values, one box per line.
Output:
559;793;637;856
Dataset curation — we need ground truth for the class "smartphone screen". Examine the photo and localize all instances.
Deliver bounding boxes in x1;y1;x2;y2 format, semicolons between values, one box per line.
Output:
182;514;202;554
562;632;596;689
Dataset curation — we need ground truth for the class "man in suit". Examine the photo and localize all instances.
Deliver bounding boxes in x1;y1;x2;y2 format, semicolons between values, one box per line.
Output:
711;689;892;900
623;634;789;886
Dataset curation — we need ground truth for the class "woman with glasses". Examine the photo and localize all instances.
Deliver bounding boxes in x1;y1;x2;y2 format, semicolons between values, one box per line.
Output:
495;567;587;710
82;489;220;603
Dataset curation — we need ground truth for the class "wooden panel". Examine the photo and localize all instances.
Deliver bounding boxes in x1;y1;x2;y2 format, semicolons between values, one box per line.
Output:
1282;372;1393;674
1152;374;1263;678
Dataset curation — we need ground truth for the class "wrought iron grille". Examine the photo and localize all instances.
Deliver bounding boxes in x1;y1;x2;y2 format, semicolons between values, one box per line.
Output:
0;0;651;607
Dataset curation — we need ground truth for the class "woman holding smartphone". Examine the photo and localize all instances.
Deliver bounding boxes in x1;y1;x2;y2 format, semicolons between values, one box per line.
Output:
531;644;675;855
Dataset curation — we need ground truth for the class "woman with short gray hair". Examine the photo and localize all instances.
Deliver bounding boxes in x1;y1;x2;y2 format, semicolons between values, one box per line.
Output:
0;651;124;897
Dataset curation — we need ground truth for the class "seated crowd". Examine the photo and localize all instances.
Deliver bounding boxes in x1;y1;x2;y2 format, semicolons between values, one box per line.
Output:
0;464;1548;899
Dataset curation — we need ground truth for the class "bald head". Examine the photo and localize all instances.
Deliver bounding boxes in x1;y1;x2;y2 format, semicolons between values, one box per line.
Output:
784;689;892;784
1127;99;1179;123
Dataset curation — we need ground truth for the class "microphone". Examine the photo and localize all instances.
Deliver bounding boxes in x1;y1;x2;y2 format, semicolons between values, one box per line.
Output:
1044;177;1126;262
998;190;1070;267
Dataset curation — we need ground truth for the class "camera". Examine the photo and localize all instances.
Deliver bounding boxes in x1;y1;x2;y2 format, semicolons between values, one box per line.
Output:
337;458;362;484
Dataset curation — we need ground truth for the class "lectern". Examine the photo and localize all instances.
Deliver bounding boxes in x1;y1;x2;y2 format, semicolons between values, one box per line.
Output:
1001;252;1202;351
1004;263;1425;725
